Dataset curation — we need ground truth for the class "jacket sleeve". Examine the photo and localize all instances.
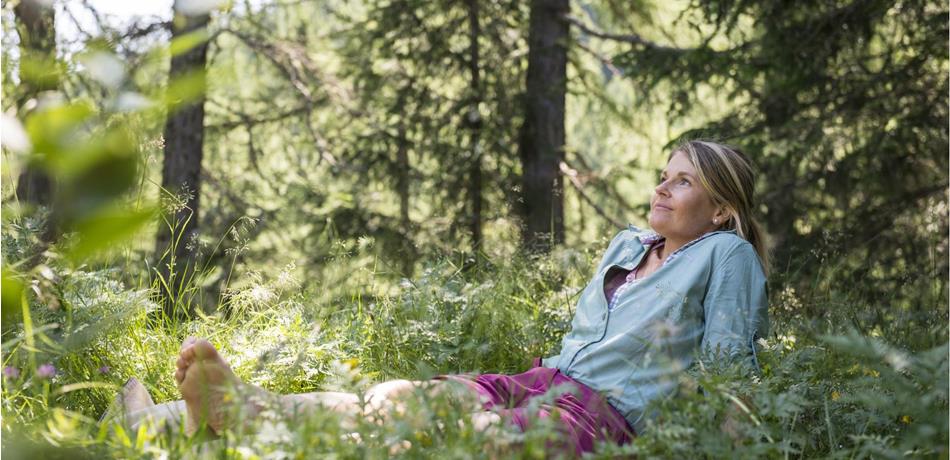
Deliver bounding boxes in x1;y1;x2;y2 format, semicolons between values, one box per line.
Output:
700;241;769;372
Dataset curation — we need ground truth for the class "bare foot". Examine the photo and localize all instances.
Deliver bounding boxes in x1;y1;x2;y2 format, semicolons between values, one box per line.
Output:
176;337;260;435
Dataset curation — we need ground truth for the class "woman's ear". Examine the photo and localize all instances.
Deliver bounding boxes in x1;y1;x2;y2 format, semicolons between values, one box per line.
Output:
712;206;730;225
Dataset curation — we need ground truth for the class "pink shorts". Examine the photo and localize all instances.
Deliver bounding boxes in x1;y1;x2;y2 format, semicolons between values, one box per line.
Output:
436;359;634;455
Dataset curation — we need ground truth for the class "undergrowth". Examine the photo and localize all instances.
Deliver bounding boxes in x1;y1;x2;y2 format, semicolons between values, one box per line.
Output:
1;218;947;459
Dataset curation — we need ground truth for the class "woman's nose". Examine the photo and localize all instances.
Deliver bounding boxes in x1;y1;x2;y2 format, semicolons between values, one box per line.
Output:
654;180;671;196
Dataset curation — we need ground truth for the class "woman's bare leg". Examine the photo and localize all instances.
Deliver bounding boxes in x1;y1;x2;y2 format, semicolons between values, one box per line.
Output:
175;338;371;434
100;377;155;425
174;338;495;436
122;391;362;433
121;368;416;433
125;400;187;431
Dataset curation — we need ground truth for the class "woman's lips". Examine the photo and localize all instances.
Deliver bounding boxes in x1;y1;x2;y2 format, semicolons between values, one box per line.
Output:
654;204;673;211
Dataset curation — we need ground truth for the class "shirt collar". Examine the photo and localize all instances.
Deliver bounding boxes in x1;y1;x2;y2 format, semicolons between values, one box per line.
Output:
628;226;738;264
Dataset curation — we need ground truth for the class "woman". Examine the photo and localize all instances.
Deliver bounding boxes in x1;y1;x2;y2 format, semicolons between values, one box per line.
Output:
114;140;769;456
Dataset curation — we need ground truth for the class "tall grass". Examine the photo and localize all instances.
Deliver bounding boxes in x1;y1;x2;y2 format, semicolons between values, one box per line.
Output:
1;217;947;459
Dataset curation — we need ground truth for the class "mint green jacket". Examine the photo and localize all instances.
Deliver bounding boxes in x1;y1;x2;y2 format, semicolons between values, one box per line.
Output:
542;226;769;433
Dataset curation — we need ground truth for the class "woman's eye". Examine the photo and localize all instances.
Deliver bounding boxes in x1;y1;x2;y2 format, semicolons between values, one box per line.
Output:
679;178;690;185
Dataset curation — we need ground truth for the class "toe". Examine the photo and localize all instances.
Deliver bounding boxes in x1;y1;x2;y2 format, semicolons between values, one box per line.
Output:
177;354;190;370
181;336;198;352
179;342;200;365
177;350;195;380
191;339;221;362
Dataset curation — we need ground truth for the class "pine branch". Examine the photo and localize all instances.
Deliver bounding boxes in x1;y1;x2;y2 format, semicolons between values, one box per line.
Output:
559;161;626;229
564;14;750;57
563;14;684;52
204;104;311;132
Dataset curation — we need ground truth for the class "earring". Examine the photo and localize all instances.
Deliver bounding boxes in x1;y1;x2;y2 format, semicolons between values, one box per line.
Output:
713;219;719;225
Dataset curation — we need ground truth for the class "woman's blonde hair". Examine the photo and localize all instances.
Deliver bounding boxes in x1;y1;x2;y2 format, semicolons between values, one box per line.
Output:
673;140;770;275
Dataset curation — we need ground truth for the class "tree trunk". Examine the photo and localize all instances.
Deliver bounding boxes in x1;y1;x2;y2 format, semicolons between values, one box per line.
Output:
396;123;410;238
466;0;483;251
395;119;415;275
13;0;56;210
154;5;210;319
518;0;568;253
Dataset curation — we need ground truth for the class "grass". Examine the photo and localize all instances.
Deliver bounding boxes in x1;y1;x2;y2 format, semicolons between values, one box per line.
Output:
1;219;947;459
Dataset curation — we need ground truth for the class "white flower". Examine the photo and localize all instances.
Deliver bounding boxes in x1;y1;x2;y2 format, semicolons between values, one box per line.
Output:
884;351;909;372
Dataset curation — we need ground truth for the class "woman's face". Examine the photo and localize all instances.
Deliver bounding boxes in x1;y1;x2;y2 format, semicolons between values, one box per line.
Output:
649;151;724;244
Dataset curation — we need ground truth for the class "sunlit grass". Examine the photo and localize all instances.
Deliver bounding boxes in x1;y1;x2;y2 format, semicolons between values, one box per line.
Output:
1;218;947;459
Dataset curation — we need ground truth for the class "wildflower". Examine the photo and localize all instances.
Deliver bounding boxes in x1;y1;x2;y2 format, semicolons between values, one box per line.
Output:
36;363;56;379
900;415;912;424
3;367;20;379
884;351;909;372
831;391;840;401
343;358;360;370
98;365;111;375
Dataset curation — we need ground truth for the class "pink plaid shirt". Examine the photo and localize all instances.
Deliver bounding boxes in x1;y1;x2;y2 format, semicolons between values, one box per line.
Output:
604;231;723;310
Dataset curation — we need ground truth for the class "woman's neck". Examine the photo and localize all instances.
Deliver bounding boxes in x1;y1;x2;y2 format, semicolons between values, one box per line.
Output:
658;239;682;259
661;228;722;258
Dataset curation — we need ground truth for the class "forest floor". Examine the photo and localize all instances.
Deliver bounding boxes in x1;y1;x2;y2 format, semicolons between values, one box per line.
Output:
1;230;947;459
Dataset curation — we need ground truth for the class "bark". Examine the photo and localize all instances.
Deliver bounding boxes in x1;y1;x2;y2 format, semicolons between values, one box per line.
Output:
13;0;56;209
395;119;415;275
154;6;210;319
396;123;410;237
518;0;569;253
466;0;483;251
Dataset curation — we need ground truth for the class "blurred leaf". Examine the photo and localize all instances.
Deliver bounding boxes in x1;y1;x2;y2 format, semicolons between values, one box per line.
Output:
18;53;63;91
66;206;157;262
77;51;126;89
1;269;25;326
20;102;143;227
0;113;31;153
24;102;95;160
168;29;209;57
1;430;96;460
55;133;140;223
46;127;136;181
52;382;118;396
162;70;207;112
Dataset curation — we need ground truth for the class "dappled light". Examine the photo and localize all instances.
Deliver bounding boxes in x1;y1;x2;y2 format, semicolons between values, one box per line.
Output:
1;0;946;458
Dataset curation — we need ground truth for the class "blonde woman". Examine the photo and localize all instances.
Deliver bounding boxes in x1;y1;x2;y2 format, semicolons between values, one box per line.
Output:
115;140;769;456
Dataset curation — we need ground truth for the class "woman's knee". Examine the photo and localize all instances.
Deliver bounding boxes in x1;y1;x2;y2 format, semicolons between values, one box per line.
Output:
364;379;417;411
367;379;416;398
470;411;503;432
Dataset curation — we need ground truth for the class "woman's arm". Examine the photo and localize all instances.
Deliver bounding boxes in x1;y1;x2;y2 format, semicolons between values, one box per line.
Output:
700;242;769;372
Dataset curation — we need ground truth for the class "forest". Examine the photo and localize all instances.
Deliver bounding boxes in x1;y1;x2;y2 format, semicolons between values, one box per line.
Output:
1;0;947;458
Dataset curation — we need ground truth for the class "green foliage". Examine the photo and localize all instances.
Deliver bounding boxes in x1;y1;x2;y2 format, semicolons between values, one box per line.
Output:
610;0;949;316
336;250;587;379
607;333;948;459
1;214;946;457
329;0;528;258
1;0;946;458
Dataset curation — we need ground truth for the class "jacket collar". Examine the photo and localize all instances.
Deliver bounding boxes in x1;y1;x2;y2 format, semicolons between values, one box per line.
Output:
627;224;737;263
